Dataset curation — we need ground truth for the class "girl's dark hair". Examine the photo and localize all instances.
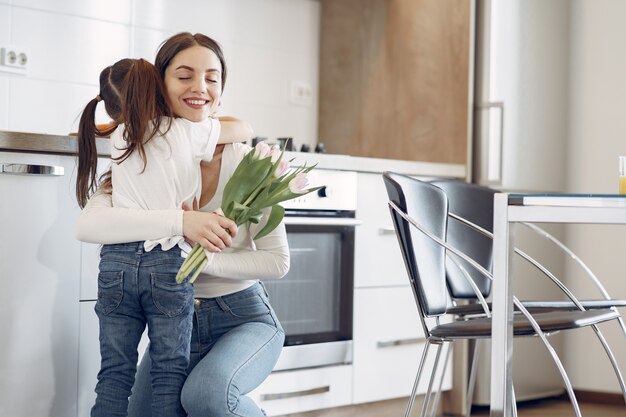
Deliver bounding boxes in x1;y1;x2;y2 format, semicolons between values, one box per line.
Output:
155;32;227;92
76;58;172;208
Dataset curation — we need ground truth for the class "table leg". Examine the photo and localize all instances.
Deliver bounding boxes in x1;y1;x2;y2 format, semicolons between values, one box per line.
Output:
490;193;515;417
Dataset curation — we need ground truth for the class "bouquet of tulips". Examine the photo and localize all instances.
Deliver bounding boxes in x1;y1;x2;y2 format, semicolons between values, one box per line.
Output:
176;141;322;284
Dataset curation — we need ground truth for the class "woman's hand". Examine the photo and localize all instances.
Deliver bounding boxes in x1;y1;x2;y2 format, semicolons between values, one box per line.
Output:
182;200;237;252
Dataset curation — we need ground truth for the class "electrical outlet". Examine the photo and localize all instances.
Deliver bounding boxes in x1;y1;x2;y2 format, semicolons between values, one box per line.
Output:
289;81;313;106
0;46;29;74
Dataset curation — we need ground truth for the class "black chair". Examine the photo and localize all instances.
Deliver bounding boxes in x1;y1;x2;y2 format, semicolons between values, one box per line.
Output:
429;179;626;415
382;172;624;417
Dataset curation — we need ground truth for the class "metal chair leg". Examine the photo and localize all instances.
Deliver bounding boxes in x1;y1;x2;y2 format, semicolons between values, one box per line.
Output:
464;339;481;417
419;342;444;417
428;342;453;417
405;341;433;417
590;323;626;405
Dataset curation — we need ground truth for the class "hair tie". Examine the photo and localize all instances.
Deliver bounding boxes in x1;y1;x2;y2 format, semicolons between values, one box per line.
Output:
95;95;102;102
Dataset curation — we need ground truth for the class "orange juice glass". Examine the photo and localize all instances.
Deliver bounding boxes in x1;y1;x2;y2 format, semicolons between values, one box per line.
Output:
620;156;626;194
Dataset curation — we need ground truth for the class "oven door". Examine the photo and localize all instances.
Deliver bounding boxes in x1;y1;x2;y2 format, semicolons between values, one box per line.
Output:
262;215;359;371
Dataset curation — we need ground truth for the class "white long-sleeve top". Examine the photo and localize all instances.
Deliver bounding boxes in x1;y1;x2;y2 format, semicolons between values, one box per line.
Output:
76;143;290;298
111;117;220;252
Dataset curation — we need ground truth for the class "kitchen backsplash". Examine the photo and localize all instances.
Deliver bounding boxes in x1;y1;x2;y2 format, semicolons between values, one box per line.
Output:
0;0;320;149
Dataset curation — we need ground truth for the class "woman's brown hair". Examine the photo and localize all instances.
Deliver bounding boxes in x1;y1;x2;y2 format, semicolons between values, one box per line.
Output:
76;58;172;208
155;32;228;93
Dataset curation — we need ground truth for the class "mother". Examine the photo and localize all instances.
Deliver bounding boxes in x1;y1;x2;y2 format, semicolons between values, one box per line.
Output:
76;32;288;417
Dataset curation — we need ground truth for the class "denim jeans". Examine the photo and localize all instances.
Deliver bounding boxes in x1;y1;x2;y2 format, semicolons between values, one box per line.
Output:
128;282;285;417
91;242;194;417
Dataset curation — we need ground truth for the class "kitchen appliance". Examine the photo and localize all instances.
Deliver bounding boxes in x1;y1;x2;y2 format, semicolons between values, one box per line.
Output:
262;168;359;371
471;0;570;404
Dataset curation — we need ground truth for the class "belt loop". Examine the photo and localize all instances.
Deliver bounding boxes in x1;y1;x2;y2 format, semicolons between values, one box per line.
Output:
258;281;269;298
216;297;230;312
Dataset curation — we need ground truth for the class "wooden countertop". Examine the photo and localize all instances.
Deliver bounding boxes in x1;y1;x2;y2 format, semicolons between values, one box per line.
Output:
0;130;466;178
0;130;110;157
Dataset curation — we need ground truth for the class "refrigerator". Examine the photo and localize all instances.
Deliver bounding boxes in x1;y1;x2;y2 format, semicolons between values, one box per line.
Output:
470;0;571;404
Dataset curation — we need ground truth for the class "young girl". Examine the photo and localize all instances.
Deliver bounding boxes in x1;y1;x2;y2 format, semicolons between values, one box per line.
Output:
76;58;251;417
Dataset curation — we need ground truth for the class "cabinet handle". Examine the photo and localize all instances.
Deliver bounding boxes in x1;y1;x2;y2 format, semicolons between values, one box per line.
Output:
379;226;396;235
0;163;64;176
260;385;330;401
377;337;426;348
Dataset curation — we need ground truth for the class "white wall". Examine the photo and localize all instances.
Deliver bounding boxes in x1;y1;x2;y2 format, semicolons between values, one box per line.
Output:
564;0;626;394
0;0;320;149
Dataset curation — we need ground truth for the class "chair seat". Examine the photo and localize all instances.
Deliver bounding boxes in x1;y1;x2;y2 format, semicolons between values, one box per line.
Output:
430;309;620;339
447;299;626;316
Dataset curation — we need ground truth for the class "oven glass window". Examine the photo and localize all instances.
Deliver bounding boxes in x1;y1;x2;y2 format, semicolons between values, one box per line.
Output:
263;226;353;345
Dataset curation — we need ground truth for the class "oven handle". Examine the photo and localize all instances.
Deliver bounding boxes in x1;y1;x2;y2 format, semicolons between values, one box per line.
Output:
284;217;362;227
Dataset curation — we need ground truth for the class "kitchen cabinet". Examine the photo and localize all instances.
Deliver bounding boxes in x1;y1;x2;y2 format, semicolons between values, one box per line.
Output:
354;172;406;288
319;0;473;164
249;365;353;416
0;151;81;416
353;172;452;403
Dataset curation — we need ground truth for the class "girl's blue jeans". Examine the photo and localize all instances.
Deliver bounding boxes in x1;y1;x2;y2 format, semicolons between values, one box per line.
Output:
91;242;194;417
128;281;285;417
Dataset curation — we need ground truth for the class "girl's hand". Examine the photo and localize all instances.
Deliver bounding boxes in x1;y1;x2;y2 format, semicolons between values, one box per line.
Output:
182;200;237;252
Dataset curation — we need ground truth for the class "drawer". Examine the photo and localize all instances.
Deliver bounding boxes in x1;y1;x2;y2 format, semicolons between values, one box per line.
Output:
352;286;452;403
249;365;352;416
355;172;407;287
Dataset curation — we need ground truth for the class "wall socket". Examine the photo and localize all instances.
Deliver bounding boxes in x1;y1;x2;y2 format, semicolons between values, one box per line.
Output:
289;81;313;107
0;46;29;74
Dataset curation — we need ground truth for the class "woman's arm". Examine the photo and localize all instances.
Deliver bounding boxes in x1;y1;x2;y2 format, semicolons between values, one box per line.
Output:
217;116;254;144
75;189;236;251
201;215;290;280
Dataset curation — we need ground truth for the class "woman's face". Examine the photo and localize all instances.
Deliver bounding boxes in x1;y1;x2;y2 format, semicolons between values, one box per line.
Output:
163;45;223;122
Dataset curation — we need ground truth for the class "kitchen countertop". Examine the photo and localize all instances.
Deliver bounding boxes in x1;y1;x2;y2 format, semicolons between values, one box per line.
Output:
0;130;466;178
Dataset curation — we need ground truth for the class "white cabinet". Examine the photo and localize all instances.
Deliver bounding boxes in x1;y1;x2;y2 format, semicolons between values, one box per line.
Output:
352;286;452;403
354;172;407;288
249;365;353;416
0;152;81;416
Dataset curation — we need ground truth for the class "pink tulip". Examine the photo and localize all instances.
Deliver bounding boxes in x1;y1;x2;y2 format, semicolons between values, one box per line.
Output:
253;142;271;159
289;172;309;194
274;159;289;178
269;146;281;163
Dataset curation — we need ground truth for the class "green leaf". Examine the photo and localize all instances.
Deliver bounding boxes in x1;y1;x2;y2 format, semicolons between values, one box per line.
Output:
254;205;285;240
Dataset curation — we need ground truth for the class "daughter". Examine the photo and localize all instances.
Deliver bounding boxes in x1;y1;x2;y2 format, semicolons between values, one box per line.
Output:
76;58;250;417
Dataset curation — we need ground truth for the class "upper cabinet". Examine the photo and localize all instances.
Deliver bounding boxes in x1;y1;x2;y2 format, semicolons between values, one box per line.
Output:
318;0;473;164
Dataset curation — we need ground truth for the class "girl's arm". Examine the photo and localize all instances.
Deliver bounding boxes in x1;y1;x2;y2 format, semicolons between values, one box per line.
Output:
217;116;254;144
75;189;236;251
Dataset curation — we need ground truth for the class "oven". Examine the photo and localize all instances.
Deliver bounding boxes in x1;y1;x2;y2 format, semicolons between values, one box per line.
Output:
262;169;359;371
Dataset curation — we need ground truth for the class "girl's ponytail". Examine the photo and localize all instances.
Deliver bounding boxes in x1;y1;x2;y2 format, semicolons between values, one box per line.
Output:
76;96;100;208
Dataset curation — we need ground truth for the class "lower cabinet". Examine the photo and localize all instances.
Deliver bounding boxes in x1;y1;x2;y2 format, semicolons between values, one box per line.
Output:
249;365;353;416
352;286;453;404
0;151;81;417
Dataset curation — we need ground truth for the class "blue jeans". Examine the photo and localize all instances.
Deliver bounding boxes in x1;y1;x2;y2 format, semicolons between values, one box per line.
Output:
128;282;285;417
91;242;194;417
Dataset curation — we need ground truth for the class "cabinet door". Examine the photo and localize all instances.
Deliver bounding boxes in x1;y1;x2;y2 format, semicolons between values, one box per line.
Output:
352;286;452;404
0;152;81;416
355;172;407;287
249;365;353;416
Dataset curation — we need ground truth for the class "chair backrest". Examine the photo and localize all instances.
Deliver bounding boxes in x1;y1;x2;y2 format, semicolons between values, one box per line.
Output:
430;179;495;299
383;172;449;317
